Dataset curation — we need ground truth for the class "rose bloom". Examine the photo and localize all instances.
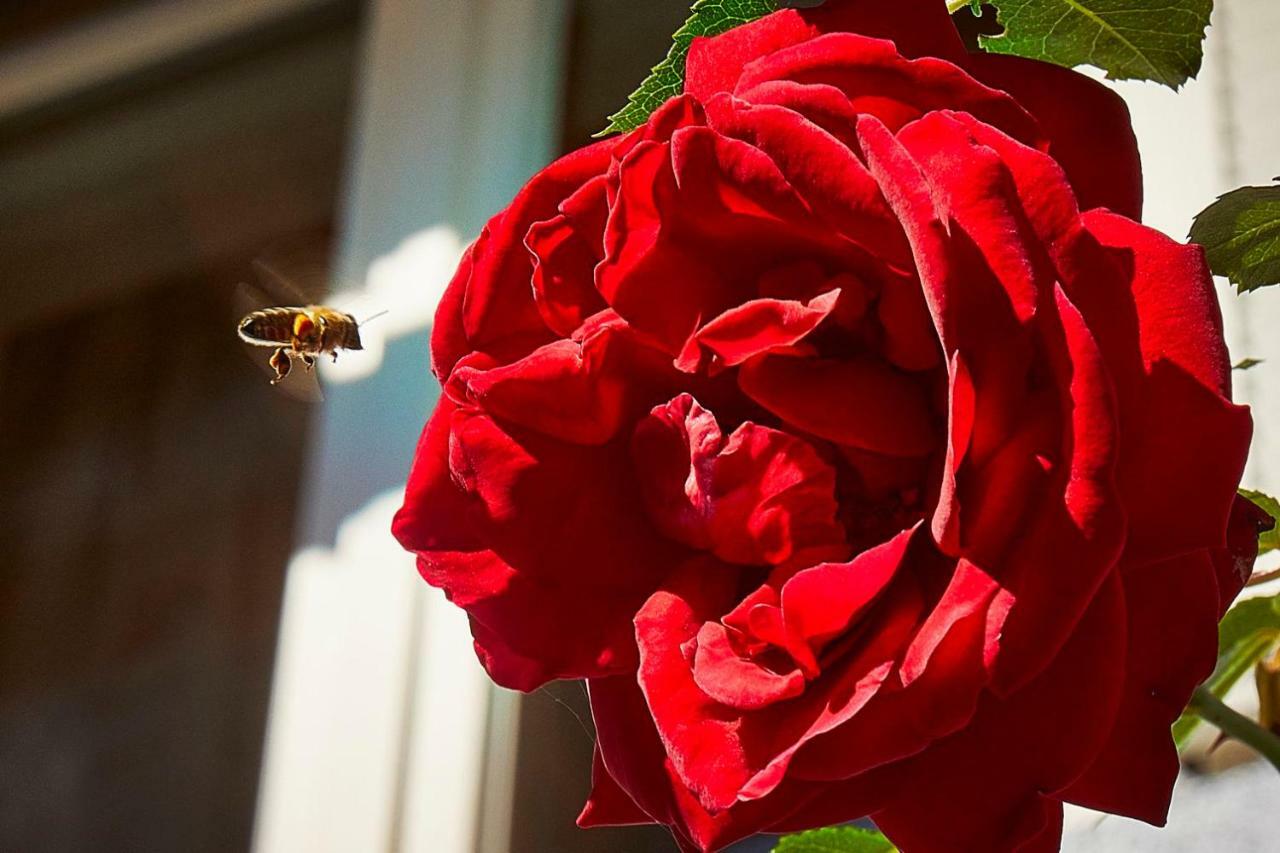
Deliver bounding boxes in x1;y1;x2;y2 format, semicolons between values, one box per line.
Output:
393;1;1265;851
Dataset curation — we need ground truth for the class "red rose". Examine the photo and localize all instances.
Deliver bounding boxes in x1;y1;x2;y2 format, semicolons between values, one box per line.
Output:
393;2;1263;850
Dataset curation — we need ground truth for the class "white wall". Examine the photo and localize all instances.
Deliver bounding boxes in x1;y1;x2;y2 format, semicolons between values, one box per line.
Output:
252;3;567;852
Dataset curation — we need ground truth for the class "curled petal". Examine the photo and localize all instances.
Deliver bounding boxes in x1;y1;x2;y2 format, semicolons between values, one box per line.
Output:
631;394;847;566
448;313;675;445
675;289;841;374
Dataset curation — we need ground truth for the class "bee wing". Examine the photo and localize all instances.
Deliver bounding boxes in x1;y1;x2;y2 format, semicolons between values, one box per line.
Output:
252;256;327;305
231;282;324;404
251;231;334;305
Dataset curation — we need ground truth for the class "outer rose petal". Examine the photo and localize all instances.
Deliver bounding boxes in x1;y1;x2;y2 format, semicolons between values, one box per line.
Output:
578;748;653;828
1065;494;1267;822
1061;551;1218;824
966;52;1142;219
464;139;615;344
1075;210;1251;563
873;573;1126;853
393;402;646;689
417;409;686;688
448;312;676;445
1214;494;1272;614
935;118;1251;565
431;235;480;381
684;0;968;102
586;674;838;853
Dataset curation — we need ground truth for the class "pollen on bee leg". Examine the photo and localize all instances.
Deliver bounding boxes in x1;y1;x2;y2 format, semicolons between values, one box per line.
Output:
269;348;292;384
293;313;315;338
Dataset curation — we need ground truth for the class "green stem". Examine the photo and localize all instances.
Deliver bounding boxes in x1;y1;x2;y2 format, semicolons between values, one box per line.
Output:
1187;685;1280;772
946;0;970;12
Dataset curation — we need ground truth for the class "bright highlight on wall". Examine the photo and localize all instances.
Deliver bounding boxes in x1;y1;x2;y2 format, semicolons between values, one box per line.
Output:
319;225;464;384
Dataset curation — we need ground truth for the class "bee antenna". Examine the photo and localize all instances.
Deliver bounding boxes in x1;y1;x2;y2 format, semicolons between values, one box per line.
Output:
359;309;390;326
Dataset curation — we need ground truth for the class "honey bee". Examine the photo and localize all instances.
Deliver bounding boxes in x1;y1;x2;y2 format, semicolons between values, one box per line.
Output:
237;305;364;384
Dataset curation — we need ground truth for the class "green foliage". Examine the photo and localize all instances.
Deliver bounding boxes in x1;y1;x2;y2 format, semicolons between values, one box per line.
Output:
1242;489;1280;556
1175;593;1280;747
980;0;1211;88
1189;185;1280;293
773;826;897;853
1234;358;1265;371
600;0;781;135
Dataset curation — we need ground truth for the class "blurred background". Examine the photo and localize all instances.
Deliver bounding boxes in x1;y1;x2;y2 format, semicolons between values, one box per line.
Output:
2;2;1280;852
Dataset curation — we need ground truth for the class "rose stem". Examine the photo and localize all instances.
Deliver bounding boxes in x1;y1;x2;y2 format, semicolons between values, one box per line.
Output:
1187;685;1280;772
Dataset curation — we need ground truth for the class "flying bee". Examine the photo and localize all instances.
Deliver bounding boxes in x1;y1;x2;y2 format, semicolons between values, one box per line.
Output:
237;305;364;384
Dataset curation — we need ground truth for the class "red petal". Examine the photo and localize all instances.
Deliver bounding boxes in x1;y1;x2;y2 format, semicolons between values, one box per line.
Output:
738;352;939;457
788;558;1012;782
409;409;681;688
780;526;915;649
630;394;847;567
676;289;841;374
702;94;910;267
691;621;807;710
588;674;863;853
449;410;675;588
738;34;1040;143
1214;494;1270;615
461;138;615;359
1074;210;1251;564
578;749;654;828
966;52;1142;219
637;543;925;813
448;312;674;445
431;235;480;381
526;175;609;337
990;286;1125;693
393;397;481;555
393;403;655;689
685;1;967;102
872;573;1126;853
1063;551;1218;824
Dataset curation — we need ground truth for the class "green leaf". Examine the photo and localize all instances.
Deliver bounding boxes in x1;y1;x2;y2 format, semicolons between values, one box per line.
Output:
773;826;897;853
1175;594;1280;747
600;0;780;135
1189;185;1280;293
979;0;1211;88
1234;358;1265;371
1241;489;1280;556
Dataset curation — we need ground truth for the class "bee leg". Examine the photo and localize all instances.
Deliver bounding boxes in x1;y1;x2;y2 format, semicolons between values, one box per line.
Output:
269;348;292;384
331;351;339;363
301;354;317;372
